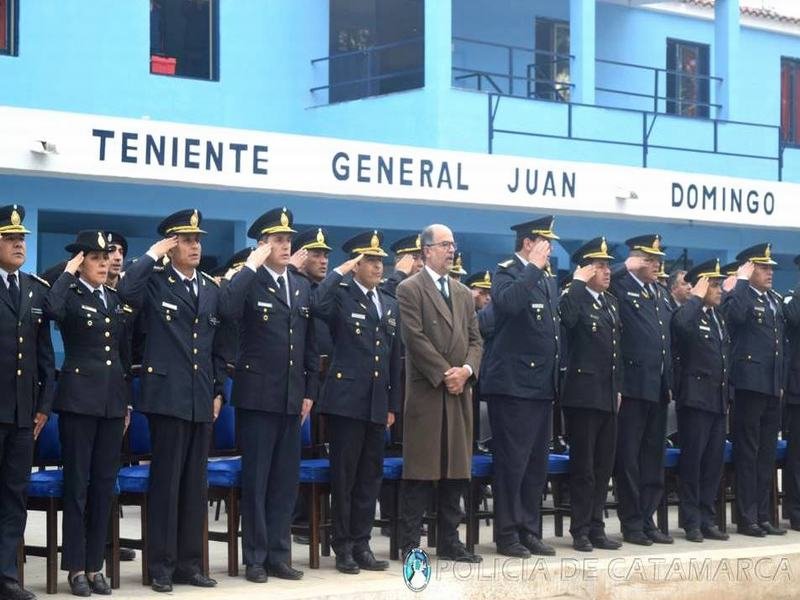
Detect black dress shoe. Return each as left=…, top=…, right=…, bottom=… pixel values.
left=589, top=536, right=622, bottom=550
left=335, top=553, right=360, bottom=574
left=88, top=573, right=112, bottom=595
left=645, top=530, right=674, bottom=544
left=572, top=536, right=593, bottom=552
left=759, top=521, right=787, bottom=536
left=437, top=541, right=483, bottom=563
left=0, top=582, right=36, bottom=600
left=701, top=525, right=730, bottom=541
left=293, top=534, right=310, bottom=545
left=119, top=547, right=136, bottom=562
left=245, top=565, right=268, bottom=583
left=497, top=541, right=531, bottom=558
left=267, top=562, right=304, bottom=580
left=685, top=528, right=704, bottom=542
left=520, top=534, right=556, bottom=556
left=68, top=574, right=91, bottom=598
left=150, top=577, right=173, bottom=593
left=623, top=531, right=653, bottom=546
left=172, top=572, right=217, bottom=587
left=354, top=549, right=389, bottom=571
left=738, top=524, right=766, bottom=537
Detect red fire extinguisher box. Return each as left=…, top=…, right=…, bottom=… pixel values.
left=150, top=55, right=177, bottom=75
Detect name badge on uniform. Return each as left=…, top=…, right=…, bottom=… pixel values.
left=351, top=312, right=367, bottom=320
left=754, top=306, right=765, bottom=313
left=699, top=325, right=711, bottom=331
left=531, top=303, right=544, bottom=309
left=627, top=291, right=640, bottom=298
left=257, top=301, right=273, bottom=308
left=30, top=307, right=43, bottom=315
left=162, top=301, right=178, bottom=311
left=81, top=305, right=97, bottom=313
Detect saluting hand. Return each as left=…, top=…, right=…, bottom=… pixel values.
left=33, top=413, right=48, bottom=440
left=289, top=248, right=308, bottom=270
left=149, top=236, right=178, bottom=259
left=65, top=251, right=85, bottom=275
left=722, top=275, right=737, bottom=293
left=245, top=242, right=272, bottom=270
left=573, top=264, right=596, bottom=283
left=624, top=255, right=645, bottom=272
left=737, top=261, right=755, bottom=281
left=527, top=238, right=551, bottom=270
left=395, top=253, right=415, bottom=276
left=691, top=276, right=709, bottom=299
left=337, top=253, right=364, bottom=275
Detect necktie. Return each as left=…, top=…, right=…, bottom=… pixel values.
left=7, top=273, right=19, bottom=313
left=438, top=276, right=452, bottom=310
left=277, top=275, right=289, bottom=306
left=366, top=290, right=380, bottom=318
left=184, top=278, right=198, bottom=310
left=599, top=293, right=614, bottom=323
left=93, top=288, right=106, bottom=309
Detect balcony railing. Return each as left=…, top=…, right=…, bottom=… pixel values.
left=310, top=36, right=424, bottom=105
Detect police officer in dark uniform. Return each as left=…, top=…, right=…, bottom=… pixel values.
left=212, top=247, right=252, bottom=369
left=559, top=237, right=623, bottom=552
left=611, top=234, right=673, bottom=546
left=0, top=205, right=55, bottom=600
left=289, top=227, right=334, bottom=357
left=481, top=216, right=560, bottom=558
left=312, top=230, right=401, bottom=574
left=671, top=259, right=731, bottom=542
left=118, top=209, right=225, bottom=592
left=381, top=234, right=424, bottom=297
left=43, top=231, right=131, bottom=595
left=721, top=243, right=787, bottom=537
left=218, top=207, right=319, bottom=584
left=783, top=254, right=800, bottom=531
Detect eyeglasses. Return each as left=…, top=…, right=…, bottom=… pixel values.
left=426, top=241, right=457, bottom=251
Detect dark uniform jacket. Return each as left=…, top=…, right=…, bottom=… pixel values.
left=610, top=267, right=673, bottom=402
left=313, top=271, right=401, bottom=424
left=218, top=265, right=319, bottom=415
left=44, top=273, right=131, bottom=418
left=0, top=272, right=56, bottom=427
left=722, top=279, right=785, bottom=398
left=784, top=288, right=800, bottom=405
left=671, top=296, right=730, bottom=414
left=380, top=269, right=407, bottom=298
left=117, top=255, right=226, bottom=422
left=481, top=256, right=560, bottom=401
left=289, top=266, right=333, bottom=358
left=558, top=280, right=622, bottom=413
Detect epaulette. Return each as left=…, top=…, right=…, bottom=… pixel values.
left=200, top=271, right=220, bottom=287
left=153, top=264, right=165, bottom=272
left=106, top=285, right=118, bottom=293
left=29, top=273, right=51, bottom=288
left=497, top=258, right=515, bottom=269
left=772, top=290, right=783, bottom=301
left=338, top=280, right=350, bottom=288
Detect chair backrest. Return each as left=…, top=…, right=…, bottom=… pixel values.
left=127, top=411, right=151, bottom=458
left=34, top=412, right=61, bottom=466
left=212, top=401, right=237, bottom=455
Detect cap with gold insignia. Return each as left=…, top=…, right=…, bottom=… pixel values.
left=449, top=252, right=468, bottom=276
left=65, top=230, right=110, bottom=255
left=720, top=261, right=740, bottom=276
left=291, top=227, right=332, bottom=254
left=342, top=230, right=388, bottom=258
left=736, top=243, right=777, bottom=266
left=0, top=204, right=31, bottom=235
left=656, top=263, right=669, bottom=280
left=571, top=236, right=614, bottom=266
left=625, top=234, right=665, bottom=256
left=464, top=270, right=492, bottom=290
left=247, top=206, right=296, bottom=239
left=157, top=209, right=207, bottom=236
left=390, top=234, right=422, bottom=256
left=225, top=247, right=255, bottom=271
left=685, top=258, right=725, bottom=286
left=105, top=231, right=128, bottom=257
left=510, top=215, right=560, bottom=241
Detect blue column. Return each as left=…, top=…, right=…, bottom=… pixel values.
left=425, top=0, right=452, bottom=92
left=570, top=0, right=596, bottom=104
left=715, top=0, right=740, bottom=120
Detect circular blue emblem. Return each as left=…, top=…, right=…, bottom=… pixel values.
left=402, top=547, right=431, bottom=592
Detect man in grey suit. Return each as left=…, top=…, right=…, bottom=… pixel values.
left=396, top=224, right=483, bottom=563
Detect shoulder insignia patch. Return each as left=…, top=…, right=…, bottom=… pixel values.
left=29, top=273, right=51, bottom=288
left=200, top=271, right=219, bottom=287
